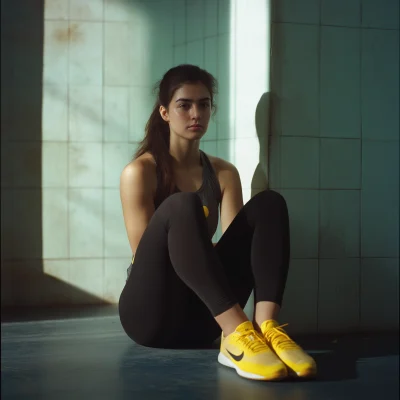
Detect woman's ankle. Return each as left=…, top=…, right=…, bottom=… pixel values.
left=252, top=319, right=262, bottom=333
left=215, top=304, right=249, bottom=336
left=254, top=301, right=281, bottom=330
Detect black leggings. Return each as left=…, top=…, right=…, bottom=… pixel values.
left=118, top=189, right=290, bottom=349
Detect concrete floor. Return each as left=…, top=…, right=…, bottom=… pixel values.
left=1, top=307, right=399, bottom=400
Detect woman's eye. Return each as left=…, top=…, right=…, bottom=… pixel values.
left=179, top=103, right=210, bottom=109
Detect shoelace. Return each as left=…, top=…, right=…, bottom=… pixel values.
left=237, top=329, right=268, bottom=353
left=265, top=323, right=300, bottom=351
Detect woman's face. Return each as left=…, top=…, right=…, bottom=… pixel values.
left=160, top=82, right=212, bottom=141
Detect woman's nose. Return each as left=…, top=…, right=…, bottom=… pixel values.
left=191, top=105, right=201, bottom=119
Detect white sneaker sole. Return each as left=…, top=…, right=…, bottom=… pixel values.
left=218, top=352, right=287, bottom=381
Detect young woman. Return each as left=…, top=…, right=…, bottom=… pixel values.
left=118, top=64, right=316, bottom=381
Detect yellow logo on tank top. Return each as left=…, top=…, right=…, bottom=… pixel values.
left=203, top=205, right=209, bottom=218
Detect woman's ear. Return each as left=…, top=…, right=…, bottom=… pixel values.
left=159, top=105, right=170, bottom=123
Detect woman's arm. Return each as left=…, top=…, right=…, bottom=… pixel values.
left=120, top=158, right=157, bottom=256
left=217, top=160, right=244, bottom=235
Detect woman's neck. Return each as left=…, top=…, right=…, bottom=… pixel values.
left=169, top=140, right=201, bottom=170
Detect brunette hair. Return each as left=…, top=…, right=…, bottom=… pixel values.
left=134, top=64, right=218, bottom=204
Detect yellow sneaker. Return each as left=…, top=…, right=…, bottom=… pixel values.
left=261, top=320, right=317, bottom=378
left=218, top=321, right=288, bottom=381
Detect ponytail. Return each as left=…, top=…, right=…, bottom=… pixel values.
left=134, top=103, right=174, bottom=205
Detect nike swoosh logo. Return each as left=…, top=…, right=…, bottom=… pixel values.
left=227, top=349, right=244, bottom=362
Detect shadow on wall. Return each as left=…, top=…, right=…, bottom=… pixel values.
left=0, top=0, right=109, bottom=311
left=251, top=92, right=270, bottom=197
left=243, top=92, right=270, bottom=320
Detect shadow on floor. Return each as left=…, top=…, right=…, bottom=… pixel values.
left=293, top=332, right=399, bottom=382
left=118, top=329, right=400, bottom=383
left=1, top=304, right=119, bottom=323
left=1, top=306, right=399, bottom=400
left=116, top=332, right=399, bottom=399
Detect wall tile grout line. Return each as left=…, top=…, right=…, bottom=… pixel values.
left=358, top=1, right=364, bottom=331
left=215, top=0, right=221, bottom=242
left=185, top=0, right=188, bottom=63
left=4, top=256, right=398, bottom=262
left=101, top=0, right=106, bottom=296
left=232, top=0, right=237, bottom=165
left=202, top=1, right=206, bottom=68
left=66, top=0, right=71, bottom=265
left=216, top=0, right=220, bottom=144
left=271, top=20, right=398, bottom=31
left=17, top=137, right=400, bottom=143
left=316, top=0, right=322, bottom=334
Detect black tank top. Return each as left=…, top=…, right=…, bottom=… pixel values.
left=127, top=151, right=221, bottom=276
left=156, top=150, right=222, bottom=239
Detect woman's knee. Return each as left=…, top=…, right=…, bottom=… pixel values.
left=162, top=192, right=203, bottom=217
left=252, top=189, right=287, bottom=210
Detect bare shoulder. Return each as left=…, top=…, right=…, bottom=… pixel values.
left=120, top=152, right=157, bottom=195
left=206, top=154, right=241, bottom=192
